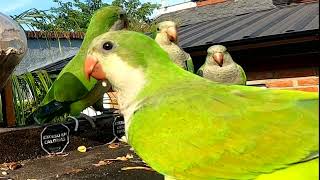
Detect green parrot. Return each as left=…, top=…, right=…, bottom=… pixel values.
left=154, top=21, right=194, bottom=73
left=84, top=31, right=318, bottom=180
left=197, top=45, right=247, bottom=85
left=32, top=6, right=128, bottom=124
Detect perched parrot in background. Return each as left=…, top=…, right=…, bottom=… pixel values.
left=84, top=30, right=318, bottom=180
left=32, top=6, right=128, bottom=124
left=197, top=45, right=247, bottom=85
left=154, top=21, right=194, bottom=73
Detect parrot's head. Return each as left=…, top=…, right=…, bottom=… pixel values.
left=84, top=31, right=172, bottom=91
left=86, top=6, right=128, bottom=37
left=207, top=45, right=232, bottom=67
left=156, top=21, right=178, bottom=43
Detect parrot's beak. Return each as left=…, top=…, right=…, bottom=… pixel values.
left=167, top=26, right=177, bottom=42
left=84, top=55, right=106, bottom=81
left=213, top=52, right=224, bottom=67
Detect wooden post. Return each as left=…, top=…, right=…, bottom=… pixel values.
left=1, top=77, right=16, bottom=127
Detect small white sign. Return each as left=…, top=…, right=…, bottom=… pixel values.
left=41, top=124, right=70, bottom=154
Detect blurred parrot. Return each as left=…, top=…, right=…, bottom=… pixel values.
left=197, top=45, right=247, bottom=85
left=84, top=30, right=318, bottom=180
left=32, top=6, right=128, bottom=124
left=154, top=21, right=194, bottom=73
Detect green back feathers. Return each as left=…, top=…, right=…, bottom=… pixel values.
left=129, top=80, right=318, bottom=179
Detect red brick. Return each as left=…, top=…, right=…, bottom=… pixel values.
left=266, top=80, right=294, bottom=88
left=297, top=77, right=319, bottom=86
left=290, top=86, right=319, bottom=92
left=196, top=0, right=226, bottom=7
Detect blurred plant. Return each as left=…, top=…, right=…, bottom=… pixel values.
left=11, top=70, right=53, bottom=126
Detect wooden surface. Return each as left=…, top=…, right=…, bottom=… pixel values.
left=1, top=77, right=16, bottom=127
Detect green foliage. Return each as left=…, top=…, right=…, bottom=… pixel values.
left=42, top=0, right=108, bottom=32
left=11, top=8, right=51, bottom=31
left=12, top=0, right=159, bottom=33
left=112, top=0, right=159, bottom=32
left=11, top=70, right=53, bottom=126
left=111, top=0, right=160, bottom=22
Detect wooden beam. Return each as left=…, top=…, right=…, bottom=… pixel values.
left=188, top=35, right=319, bottom=57
left=1, top=77, right=16, bottom=127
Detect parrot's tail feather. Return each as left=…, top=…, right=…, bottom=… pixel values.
left=30, top=101, right=69, bottom=125
left=294, top=151, right=319, bottom=164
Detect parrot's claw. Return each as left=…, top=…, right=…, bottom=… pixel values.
left=79, top=113, right=96, bottom=129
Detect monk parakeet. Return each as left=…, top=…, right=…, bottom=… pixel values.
left=155, top=21, right=194, bottom=73
left=84, top=31, right=318, bottom=180
left=32, top=6, right=128, bottom=124
left=197, top=45, right=247, bottom=85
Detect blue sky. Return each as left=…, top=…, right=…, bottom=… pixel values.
left=0, top=0, right=186, bottom=16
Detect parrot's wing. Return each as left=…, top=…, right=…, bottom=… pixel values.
left=33, top=73, right=88, bottom=124
left=53, top=72, right=88, bottom=102
left=185, top=53, right=194, bottom=73
left=69, top=80, right=111, bottom=115
left=237, top=64, right=247, bottom=85
left=130, top=81, right=318, bottom=179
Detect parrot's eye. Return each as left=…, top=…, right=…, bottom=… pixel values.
left=156, top=27, right=160, bottom=31
left=102, top=41, right=113, bottom=51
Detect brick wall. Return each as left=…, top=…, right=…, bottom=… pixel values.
left=247, top=76, right=319, bottom=92
left=246, top=66, right=319, bottom=92
left=246, top=67, right=318, bottom=81
left=196, top=0, right=227, bottom=7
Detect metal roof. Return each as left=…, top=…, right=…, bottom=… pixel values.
left=157, top=0, right=277, bottom=26
left=36, top=56, right=73, bottom=73
left=14, top=38, right=82, bottom=75
left=177, top=2, right=319, bottom=49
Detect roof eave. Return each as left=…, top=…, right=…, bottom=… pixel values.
left=184, top=29, right=319, bottom=55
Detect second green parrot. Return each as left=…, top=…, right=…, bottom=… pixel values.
left=84, top=30, right=318, bottom=180
left=32, top=6, right=127, bottom=124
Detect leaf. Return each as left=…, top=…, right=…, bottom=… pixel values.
left=0, top=162, right=22, bottom=170
left=108, top=143, right=120, bottom=149
left=116, top=156, right=128, bottom=161
left=93, top=160, right=112, bottom=167
left=121, top=166, right=154, bottom=171
left=125, top=153, right=134, bottom=159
